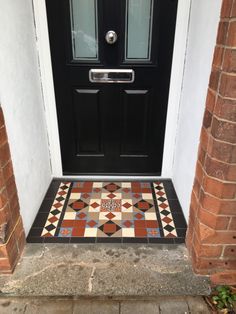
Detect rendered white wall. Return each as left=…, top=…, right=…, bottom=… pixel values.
left=0, top=0, right=52, bottom=234
left=172, top=0, right=221, bottom=220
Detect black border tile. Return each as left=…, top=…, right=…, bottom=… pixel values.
left=172, top=213, right=187, bottom=229
left=148, top=238, right=175, bottom=244
left=168, top=199, right=183, bottom=213
left=174, top=238, right=186, bottom=244
left=44, top=237, right=70, bottom=243
left=97, top=237, right=122, bottom=243
left=70, top=237, right=96, bottom=243
left=122, top=237, right=148, bottom=243
left=27, top=228, right=43, bottom=237
left=31, top=213, right=50, bottom=228
left=38, top=199, right=54, bottom=213
left=44, top=180, right=61, bottom=199
left=176, top=228, right=187, bottom=238
left=162, top=181, right=178, bottom=199
left=27, top=237, right=44, bottom=243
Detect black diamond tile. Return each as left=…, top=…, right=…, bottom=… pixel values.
left=55, top=196, right=65, bottom=202
left=45, top=224, right=56, bottom=232
left=51, top=209, right=61, bottom=216
left=158, top=197, right=167, bottom=202
left=160, top=209, right=170, bottom=216
left=164, top=225, right=175, bottom=232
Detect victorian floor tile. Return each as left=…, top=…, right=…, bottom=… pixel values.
left=27, top=180, right=187, bottom=244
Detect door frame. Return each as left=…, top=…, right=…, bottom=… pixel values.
left=32, top=0, right=191, bottom=178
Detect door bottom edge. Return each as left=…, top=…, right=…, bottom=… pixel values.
left=54, top=175, right=172, bottom=181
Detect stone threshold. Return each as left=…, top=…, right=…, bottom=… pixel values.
left=0, top=296, right=211, bottom=313
left=0, top=243, right=210, bottom=297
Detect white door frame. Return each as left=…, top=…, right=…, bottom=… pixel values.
left=32, top=0, right=191, bottom=178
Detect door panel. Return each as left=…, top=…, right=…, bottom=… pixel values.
left=73, top=89, right=103, bottom=155
left=121, top=89, right=149, bottom=156
left=46, top=0, right=178, bottom=175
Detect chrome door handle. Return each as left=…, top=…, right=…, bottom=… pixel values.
left=105, top=30, right=118, bottom=44
left=89, top=69, right=135, bottom=83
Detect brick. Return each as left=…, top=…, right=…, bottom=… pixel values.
left=229, top=217, right=236, bottom=230
left=211, top=271, right=236, bottom=285
left=0, top=188, right=8, bottom=210
left=211, top=116, right=236, bottom=143
left=195, top=221, right=216, bottom=243
left=226, top=21, right=236, bottom=47
left=205, top=154, right=236, bottom=181
left=202, top=230, right=236, bottom=244
left=200, top=190, right=236, bottom=215
left=223, top=48, right=236, bottom=73
left=193, top=232, right=223, bottom=257
left=2, top=161, right=13, bottom=184
left=0, top=258, right=11, bottom=271
left=193, top=178, right=201, bottom=199
left=208, top=136, right=236, bottom=163
left=224, top=245, right=236, bottom=258
left=193, top=255, right=236, bottom=271
left=198, top=147, right=206, bottom=165
left=0, top=126, right=7, bottom=148
left=0, top=108, right=4, bottom=128
left=0, top=207, right=7, bottom=225
left=5, top=176, right=17, bottom=200
left=0, top=170, right=4, bottom=190
left=5, top=233, right=19, bottom=268
left=8, top=192, right=20, bottom=214
left=217, top=21, right=229, bottom=45
left=219, top=73, right=236, bottom=98
left=199, top=127, right=209, bottom=152
left=190, top=190, right=199, bottom=214
left=203, top=109, right=212, bottom=129
left=0, top=143, right=10, bottom=168
left=203, top=175, right=236, bottom=199
left=195, top=161, right=205, bottom=184
left=221, top=0, right=234, bottom=17
left=8, top=206, right=20, bottom=232
left=213, top=46, right=224, bottom=69
left=214, top=96, right=236, bottom=122
left=232, top=0, right=236, bottom=17
left=206, top=89, right=216, bottom=113
left=198, top=206, right=230, bottom=230
left=209, top=69, right=220, bottom=91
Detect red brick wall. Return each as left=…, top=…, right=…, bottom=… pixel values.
left=186, top=0, right=236, bottom=285
left=0, top=107, right=25, bottom=274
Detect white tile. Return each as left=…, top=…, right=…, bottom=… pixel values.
left=84, top=228, right=98, bottom=237
left=122, top=206, right=133, bottom=213
left=122, top=228, right=135, bottom=237
left=63, top=212, right=77, bottom=220
left=93, top=182, right=103, bottom=187
left=70, top=192, right=81, bottom=199
left=142, top=193, right=153, bottom=199
left=121, top=182, right=131, bottom=188
left=145, top=212, right=157, bottom=220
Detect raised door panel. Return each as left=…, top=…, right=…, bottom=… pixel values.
left=120, top=89, right=150, bottom=156
left=73, top=89, right=104, bottom=156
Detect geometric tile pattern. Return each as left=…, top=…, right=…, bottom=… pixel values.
left=153, top=182, right=177, bottom=238
left=41, top=182, right=70, bottom=237
left=27, top=180, right=187, bottom=244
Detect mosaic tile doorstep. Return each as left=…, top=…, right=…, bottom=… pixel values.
left=27, top=181, right=187, bottom=244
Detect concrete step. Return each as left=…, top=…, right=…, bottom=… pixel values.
left=0, top=296, right=211, bottom=314
left=0, top=244, right=210, bottom=297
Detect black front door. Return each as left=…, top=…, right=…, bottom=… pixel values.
left=46, top=0, right=178, bottom=175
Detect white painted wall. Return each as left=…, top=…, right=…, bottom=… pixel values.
left=172, top=0, right=222, bottom=219
left=0, top=0, right=52, bottom=234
